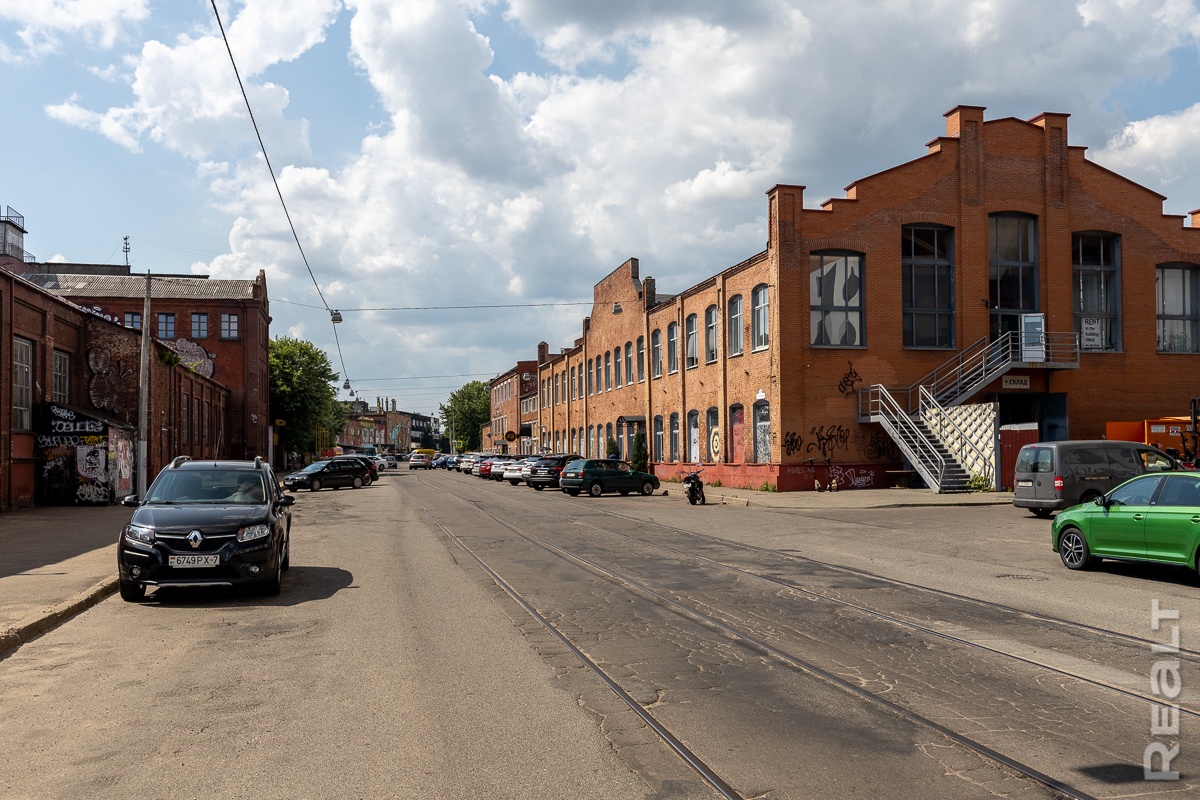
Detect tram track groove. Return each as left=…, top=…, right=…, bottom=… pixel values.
left=413, top=474, right=1099, bottom=800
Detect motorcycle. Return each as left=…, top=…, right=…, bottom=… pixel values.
left=682, top=466, right=706, bottom=505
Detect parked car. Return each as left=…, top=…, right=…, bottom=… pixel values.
left=330, top=454, right=379, bottom=484
left=1052, top=470, right=1200, bottom=573
left=477, top=458, right=495, bottom=479
left=456, top=454, right=476, bottom=473
left=431, top=456, right=447, bottom=468
left=384, top=454, right=398, bottom=468
left=409, top=453, right=432, bottom=470
left=445, top=455, right=459, bottom=470
left=372, top=455, right=388, bottom=471
left=560, top=459, right=660, bottom=497
left=527, top=454, right=582, bottom=490
left=1013, top=440, right=1176, bottom=516
left=117, top=456, right=294, bottom=601
left=284, top=459, right=370, bottom=492
left=490, top=456, right=515, bottom=481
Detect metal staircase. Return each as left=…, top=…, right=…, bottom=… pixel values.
left=858, top=331, right=1079, bottom=492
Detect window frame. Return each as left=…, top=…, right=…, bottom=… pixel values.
left=1073, top=232, right=1121, bottom=352
left=13, top=336, right=33, bottom=431
left=124, top=312, right=142, bottom=330
left=191, top=313, right=208, bottom=339
left=704, top=305, right=718, bottom=363
left=988, top=213, right=1039, bottom=339
left=158, top=312, right=176, bottom=340
left=751, top=284, right=770, bottom=351
left=651, top=330, right=663, bottom=378
left=624, top=342, right=633, bottom=385
left=901, top=226, right=955, bottom=349
left=685, top=314, right=699, bottom=369
left=220, top=313, right=240, bottom=340
left=809, top=251, right=865, bottom=348
left=727, top=295, right=743, bottom=357
left=1157, top=263, right=1200, bottom=354
left=614, top=347, right=623, bottom=388
left=636, top=337, right=645, bottom=383
left=667, top=322, right=679, bottom=374
left=52, top=349, right=70, bottom=404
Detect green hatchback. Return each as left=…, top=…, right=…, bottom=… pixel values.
left=560, top=459, right=660, bottom=497
left=1052, top=470, right=1200, bottom=572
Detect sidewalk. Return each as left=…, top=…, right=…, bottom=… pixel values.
left=0, top=486, right=1013, bottom=658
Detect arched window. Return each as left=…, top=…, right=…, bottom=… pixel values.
left=614, top=347, right=623, bottom=388
left=651, top=330, right=663, bottom=377
left=667, top=322, right=679, bottom=373
left=653, top=415, right=664, bottom=462
left=569, top=367, right=576, bottom=400
left=704, top=305, right=718, bottom=363
left=587, top=425, right=594, bottom=457
left=810, top=252, right=863, bottom=346
left=636, top=336, right=646, bottom=382
left=594, top=357, right=602, bottom=394
left=605, top=422, right=614, bottom=455
left=728, top=404, right=745, bottom=464
left=727, top=294, right=743, bottom=356
left=751, top=284, right=770, bottom=349
left=604, top=351, right=612, bottom=391
left=669, top=413, right=680, bottom=461
left=902, top=225, right=954, bottom=348
left=624, top=342, right=633, bottom=384
left=685, top=314, right=699, bottom=369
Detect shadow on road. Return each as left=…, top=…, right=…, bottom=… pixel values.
left=144, top=565, right=354, bottom=607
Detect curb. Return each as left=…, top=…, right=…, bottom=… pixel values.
left=0, top=576, right=118, bottom=659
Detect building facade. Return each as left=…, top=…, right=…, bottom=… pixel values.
left=534, top=106, right=1200, bottom=491
left=25, top=266, right=271, bottom=462
left=489, top=361, right=537, bottom=453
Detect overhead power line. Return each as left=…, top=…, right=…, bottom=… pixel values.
left=273, top=299, right=592, bottom=312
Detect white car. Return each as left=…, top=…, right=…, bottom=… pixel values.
left=502, top=459, right=531, bottom=485
left=409, top=453, right=432, bottom=470
left=372, top=456, right=388, bottom=471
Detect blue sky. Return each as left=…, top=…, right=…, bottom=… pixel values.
left=4, top=0, right=1200, bottom=417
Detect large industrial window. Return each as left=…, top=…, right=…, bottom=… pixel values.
left=705, top=305, right=719, bottom=363
left=751, top=284, right=770, bottom=350
left=651, top=330, right=663, bottom=378
left=988, top=213, right=1038, bottom=339
left=1073, top=233, right=1121, bottom=351
left=1157, top=264, right=1199, bottom=353
left=902, top=226, right=954, bottom=348
left=667, top=322, right=679, bottom=373
left=13, top=336, right=33, bottom=430
left=810, top=252, right=864, bottom=347
left=727, top=295, right=743, bottom=356
left=685, top=314, right=699, bottom=369
left=52, top=350, right=70, bottom=404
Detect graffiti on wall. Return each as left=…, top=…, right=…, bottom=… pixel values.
left=782, top=431, right=803, bottom=456
left=806, top=425, right=850, bottom=459
left=88, top=348, right=134, bottom=415
left=173, top=338, right=214, bottom=378
left=837, top=362, right=862, bottom=396
left=864, top=432, right=901, bottom=462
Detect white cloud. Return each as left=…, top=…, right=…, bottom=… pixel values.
left=1095, top=102, right=1200, bottom=195
left=0, top=0, right=150, bottom=61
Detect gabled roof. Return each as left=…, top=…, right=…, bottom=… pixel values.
left=26, top=273, right=258, bottom=300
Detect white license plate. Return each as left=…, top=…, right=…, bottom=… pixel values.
left=169, top=555, right=220, bottom=568
left=1017, top=480, right=1033, bottom=488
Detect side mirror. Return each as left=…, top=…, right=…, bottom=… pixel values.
left=121, top=494, right=140, bottom=507
left=278, top=494, right=296, bottom=507
left=1095, top=495, right=1109, bottom=508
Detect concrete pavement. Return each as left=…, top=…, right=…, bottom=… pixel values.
left=0, top=484, right=1011, bottom=658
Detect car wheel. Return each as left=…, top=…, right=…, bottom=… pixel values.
left=533, top=484, right=544, bottom=491
left=588, top=482, right=603, bottom=498
left=1079, top=491, right=1101, bottom=505
left=1058, top=528, right=1092, bottom=570
left=352, top=476, right=364, bottom=489
left=510, top=480, right=520, bottom=486
left=1031, top=509, right=1053, bottom=518
left=619, top=489, right=630, bottom=496
left=567, top=489, right=580, bottom=496
left=310, top=480, right=322, bottom=492
left=261, top=562, right=282, bottom=596
left=640, top=481, right=655, bottom=496
left=119, top=579, right=146, bottom=602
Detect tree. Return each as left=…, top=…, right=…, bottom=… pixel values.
left=269, top=337, right=343, bottom=456
left=631, top=427, right=648, bottom=472
left=439, top=381, right=490, bottom=452
left=606, top=436, right=620, bottom=458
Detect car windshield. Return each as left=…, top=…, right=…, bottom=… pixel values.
left=147, top=469, right=266, bottom=505
left=300, top=461, right=328, bottom=473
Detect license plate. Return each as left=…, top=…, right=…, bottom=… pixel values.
left=1017, top=480, right=1033, bottom=488
left=169, top=555, right=220, bottom=568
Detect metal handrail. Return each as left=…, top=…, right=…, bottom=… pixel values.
left=863, top=384, right=946, bottom=490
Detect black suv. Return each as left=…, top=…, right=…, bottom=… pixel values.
left=283, top=459, right=370, bottom=491
left=330, top=454, right=379, bottom=484
left=117, top=456, right=294, bottom=601
left=527, top=453, right=583, bottom=490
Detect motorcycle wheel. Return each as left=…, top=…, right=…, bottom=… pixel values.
left=687, top=488, right=697, bottom=505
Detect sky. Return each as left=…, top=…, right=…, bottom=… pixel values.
left=5, top=0, right=1200, bottom=418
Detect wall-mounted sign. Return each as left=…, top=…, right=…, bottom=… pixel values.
left=709, top=428, right=721, bottom=459
left=1081, top=317, right=1103, bottom=350
left=505, top=430, right=517, bottom=442
left=1002, top=375, right=1031, bottom=390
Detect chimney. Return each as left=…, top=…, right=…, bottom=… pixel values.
left=537, top=341, right=549, bottom=363
left=944, top=105, right=986, bottom=138
left=643, top=277, right=656, bottom=308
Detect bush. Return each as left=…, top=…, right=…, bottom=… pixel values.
left=606, top=436, right=620, bottom=458
left=709, top=478, right=722, bottom=488
left=758, top=481, right=777, bottom=493
left=967, top=473, right=993, bottom=492
left=631, top=428, right=648, bottom=472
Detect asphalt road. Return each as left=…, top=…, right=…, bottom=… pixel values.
left=4, top=469, right=1199, bottom=799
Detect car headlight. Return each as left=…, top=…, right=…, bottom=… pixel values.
left=123, top=524, right=155, bottom=544
left=237, top=524, right=272, bottom=542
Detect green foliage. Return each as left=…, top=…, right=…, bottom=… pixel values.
left=158, top=349, right=181, bottom=366
left=967, top=473, right=993, bottom=492
left=269, top=336, right=342, bottom=456
left=758, top=481, right=777, bottom=493
left=606, top=436, right=620, bottom=458
left=709, top=478, right=722, bottom=488
left=438, top=381, right=490, bottom=452
left=630, top=428, right=648, bottom=472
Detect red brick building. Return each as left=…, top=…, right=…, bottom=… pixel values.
left=535, top=106, right=1200, bottom=491
left=2, top=258, right=228, bottom=510
left=25, top=266, right=272, bottom=462
left=488, top=361, right=537, bottom=453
